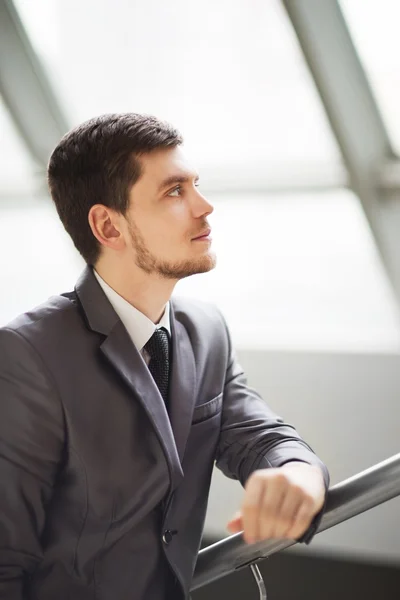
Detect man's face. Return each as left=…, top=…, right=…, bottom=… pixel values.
left=124, top=145, right=216, bottom=280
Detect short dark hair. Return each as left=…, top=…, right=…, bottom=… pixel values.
left=47, top=113, right=183, bottom=265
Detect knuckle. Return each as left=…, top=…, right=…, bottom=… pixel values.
left=280, top=511, right=295, bottom=524
left=296, top=510, right=313, bottom=527
left=300, top=495, right=315, bottom=512
left=276, top=471, right=289, bottom=485
left=260, top=500, right=275, bottom=514
left=290, top=483, right=304, bottom=496
left=303, top=491, right=315, bottom=503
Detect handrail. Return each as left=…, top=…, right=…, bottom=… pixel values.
left=191, top=453, right=400, bottom=591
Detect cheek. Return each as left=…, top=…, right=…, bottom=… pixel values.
left=157, top=208, right=189, bottom=241
left=144, top=220, right=184, bottom=253
left=137, top=205, right=191, bottom=252
left=166, top=201, right=190, bottom=222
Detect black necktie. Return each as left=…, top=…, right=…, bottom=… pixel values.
left=144, top=327, right=170, bottom=405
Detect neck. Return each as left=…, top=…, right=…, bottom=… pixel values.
left=94, top=257, right=177, bottom=324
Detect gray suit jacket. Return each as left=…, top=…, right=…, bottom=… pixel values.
left=0, top=267, right=329, bottom=599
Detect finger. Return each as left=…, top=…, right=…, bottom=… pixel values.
left=286, top=497, right=315, bottom=540
left=241, top=475, right=264, bottom=544
left=227, top=521, right=242, bottom=534
left=272, top=492, right=303, bottom=539
left=259, top=477, right=287, bottom=540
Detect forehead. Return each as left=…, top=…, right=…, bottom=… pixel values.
left=137, top=145, right=198, bottom=186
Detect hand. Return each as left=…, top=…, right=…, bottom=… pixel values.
left=227, top=463, right=325, bottom=544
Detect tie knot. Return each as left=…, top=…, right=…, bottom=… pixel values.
left=144, top=327, right=170, bottom=362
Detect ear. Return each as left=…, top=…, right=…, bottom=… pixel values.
left=88, top=204, right=125, bottom=252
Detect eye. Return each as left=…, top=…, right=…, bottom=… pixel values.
left=167, top=181, right=200, bottom=197
left=167, top=185, right=182, bottom=197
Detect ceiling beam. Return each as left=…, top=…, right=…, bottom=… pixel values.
left=282, top=0, right=400, bottom=307
left=0, top=0, right=69, bottom=175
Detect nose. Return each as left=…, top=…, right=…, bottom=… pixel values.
left=191, top=188, right=214, bottom=218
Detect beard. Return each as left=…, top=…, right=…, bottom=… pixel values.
left=127, top=221, right=216, bottom=280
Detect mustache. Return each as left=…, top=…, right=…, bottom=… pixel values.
left=191, top=221, right=210, bottom=237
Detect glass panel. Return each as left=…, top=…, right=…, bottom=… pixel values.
left=14, top=0, right=340, bottom=168
left=177, top=189, right=400, bottom=352
left=340, top=0, right=400, bottom=153
left=0, top=95, right=39, bottom=195
left=2, top=190, right=399, bottom=353
left=0, top=198, right=84, bottom=325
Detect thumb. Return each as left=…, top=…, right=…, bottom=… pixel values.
left=227, top=511, right=243, bottom=533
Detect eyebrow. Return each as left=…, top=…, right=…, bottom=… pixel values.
left=157, top=173, right=200, bottom=192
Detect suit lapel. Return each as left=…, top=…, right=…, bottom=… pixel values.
left=75, top=267, right=183, bottom=491
left=168, top=301, right=197, bottom=463
left=100, top=321, right=183, bottom=490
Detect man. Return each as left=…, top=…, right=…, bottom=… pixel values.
left=0, top=113, right=329, bottom=600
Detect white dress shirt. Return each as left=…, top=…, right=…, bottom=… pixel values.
left=93, top=270, right=171, bottom=365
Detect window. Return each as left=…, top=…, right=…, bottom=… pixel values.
left=177, top=190, right=400, bottom=352
left=14, top=0, right=340, bottom=169
left=0, top=95, right=38, bottom=196
left=340, top=0, right=400, bottom=153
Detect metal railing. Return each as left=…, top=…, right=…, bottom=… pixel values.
left=192, top=453, right=400, bottom=593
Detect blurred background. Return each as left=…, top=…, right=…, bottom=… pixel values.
left=1, top=0, right=400, bottom=597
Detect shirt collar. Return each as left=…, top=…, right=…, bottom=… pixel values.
left=93, top=270, right=171, bottom=353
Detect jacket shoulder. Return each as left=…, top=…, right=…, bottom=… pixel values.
left=172, top=295, right=224, bottom=323
left=1, top=292, right=78, bottom=340
left=171, top=295, right=230, bottom=343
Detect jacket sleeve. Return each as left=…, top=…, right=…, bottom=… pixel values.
left=0, top=328, right=65, bottom=598
left=214, top=316, right=329, bottom=544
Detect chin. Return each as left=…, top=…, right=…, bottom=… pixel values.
left=190, top=252, right=216, bottom=273
left=200, top=253, right=217, bottom=272
left=159, top=253, right=216, bottom=280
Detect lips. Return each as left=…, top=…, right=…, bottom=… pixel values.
left=192, top=228, right=211, bottom=240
